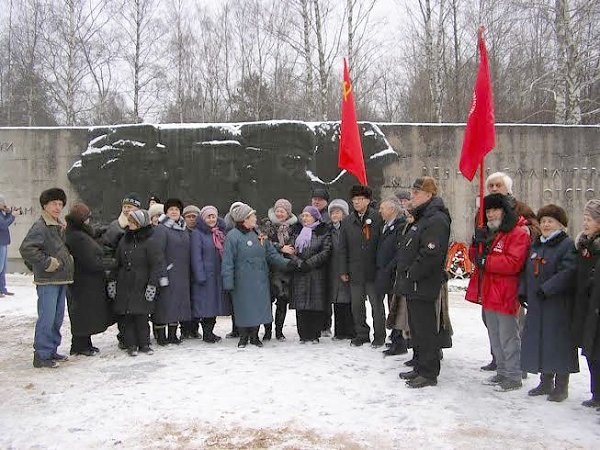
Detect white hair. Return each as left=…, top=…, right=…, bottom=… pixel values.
left=486, top=172, right=513, bottom=194
left=380, top=197, right=403, bottom=216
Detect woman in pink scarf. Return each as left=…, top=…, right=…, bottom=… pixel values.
left=190, top=205, right=232, bottom=343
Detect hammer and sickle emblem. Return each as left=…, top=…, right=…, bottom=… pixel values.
left=343, top=80, right=352, bottom=101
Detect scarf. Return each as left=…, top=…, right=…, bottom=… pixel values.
left=211, top=226, right=226, bottom=256
left=161, top=216, right=187, bottom=231
left=295, top=221, right=320, bottom=254
left=540, top=229, right=562, bottom=243
left=277, top=224, right=290, bottom=246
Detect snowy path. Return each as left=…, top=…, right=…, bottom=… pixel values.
left=0, top=274, right=599, bottom=449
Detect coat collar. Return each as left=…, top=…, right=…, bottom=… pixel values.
left=41, top=210, right=64, bottom=227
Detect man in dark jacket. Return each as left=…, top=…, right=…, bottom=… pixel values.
left=339, top=185, right=383, bottom=347
left=376, top=197, right=408, bottom=356
left=20, top=188, right=74, bottom=369
left=396, top=177, right=451, bottom=388
left=311, top=187, right=330, bottom=224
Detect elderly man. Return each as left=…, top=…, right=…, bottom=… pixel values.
left=396, top=177, right=451, bottom=388
left=376, top=197, right=408, bottom=356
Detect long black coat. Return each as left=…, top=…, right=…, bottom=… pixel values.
left=65, top=219, right=112, bottom=336
left=289, top=222, right=332, bottom=311
left=375, top=215, right=406, bottom=295
left=329, top=225, right=351, bottom=304
left=519, top=232, right=579, bottom=374
left=112, top=226, right=165, bottom=316
left=394, top=197, right=451, bottom=302
left=339, top=206, right=382, bottom=284
left=572, top=233, right=600, bottom=360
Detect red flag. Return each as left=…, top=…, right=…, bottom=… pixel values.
left=338, top=58, right=368, bottom=185
left=459, top=27, right=495, bottom=181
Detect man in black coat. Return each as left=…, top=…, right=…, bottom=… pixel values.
left=339, top=185, right=383, bottom=347
left=375, top=197, right=408, bottom=356
left=396, top=177, right=451, bottom=388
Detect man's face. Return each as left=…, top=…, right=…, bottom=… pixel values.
left=184, top=213, right=198, bottom=229
left=351, top=196, right=370, bottom=214
left=43, top=200, right=64, bottom=220
left=487, top=177, right=509, bottom=195
left=410, top=189, right=432, bottom=208
left=486, top=208, right=504, bottom=229
left=121, top=204, right=138, bottom=217
left=311, top=197, right=328, bottom=212
left=399, top=198, right=410, bottom=209
left=379, top=202, right=396, bottom=222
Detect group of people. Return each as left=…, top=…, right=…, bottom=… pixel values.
left=5, top=171, right=600, bottom=405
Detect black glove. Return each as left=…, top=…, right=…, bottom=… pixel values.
left=473, top=227, right=487, bottom=245
left=300, top=261, right=311, bottom=273
left=518, top=296, right=528, bottom=308
left=476, top=255, right=486, bottom=269
left=536, top=288, right=547, bottom=301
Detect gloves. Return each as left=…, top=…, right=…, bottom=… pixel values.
left=476, top=255, right=486, bottom=269
left=536, top=288, right=547, bottom=301
left=145, top=285, right=157, bottom=302
left=518, top=296, right=528, bottom=308
left=45, top=257, right=60, bottom=273
left=300, top=261, right=311, bottom=273
left=107, top=281, right=117, bottom=300
left=473, top=227, right=487, bottom=245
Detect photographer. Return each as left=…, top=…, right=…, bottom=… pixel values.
left=0, top=195, right=20, bottom=298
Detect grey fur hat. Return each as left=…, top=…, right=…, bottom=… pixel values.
left=328, top=198, right=349, bottom=216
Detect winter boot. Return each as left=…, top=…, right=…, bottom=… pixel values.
left=238, top=328, right=249, bottom=348
left=250, top=327, right=263, bottom=347
left=383, top=340, right=408, bottom=357
left=167, top=324, right=181, bottom=345
left=275, top=306, right=287, bottom=340
left=548, top=374, right=569, bottom=402
left=263, top=323, right=272, bottom=341
left=190, top=319, right=202, bottom=339
left=33, top=354, right=59, bottom=369
left=207, top=317, right=222, bottom=342
left=180, top=321, right=192, bottom=339
left=528, top=373, right=554, bottom=396
left=155, top=325, right=168, bottom=346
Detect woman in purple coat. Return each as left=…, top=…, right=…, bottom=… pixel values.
left=191, top=206, right=232, bottom=343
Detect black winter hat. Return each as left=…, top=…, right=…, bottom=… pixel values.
left=350, top=185, right=373, bottom=199
left=39, top=188, right=67, bottom=207
left=483, top=193, right=508, bottom=211
left=537, top=204, right=568, bottom=227
left=164, top=198, right=184, bottom=213
left=148, top=194, right=161, bottom=204
left=122, top=192, right=142, bottom=208
left=311, top=187, right=330, bottom=201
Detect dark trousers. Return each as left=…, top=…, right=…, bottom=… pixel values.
left=296, top=310, right=323, bottom=341
left=121, top=314, right=150, bottom=349
left=407, top=297, right=440, bottom=380
left=71, top=335, right=92, bottom=352
left=322, top=303, right=333, bottom=331
left=333, top=303, right=355, bottom=338
left=586, top=357, right=600, bottom=400
left=239, top=326, right=259, bottom=337
left=275, top=298, right=288, bottom=331
left=350, top=282, right=385, bottom=342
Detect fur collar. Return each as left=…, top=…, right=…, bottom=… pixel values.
left=41, top=210, right=64, bottom=227
left=124, top=225, right=153, bottom=242
left=267, top=208, right=298, bottom=226
left=576, top=231, right=600, bottom=252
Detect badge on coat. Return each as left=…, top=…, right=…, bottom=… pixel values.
left=427, top=242, right=436, bottom=250
left=530, top=252, right=537, bottom=259
left=247, top=240, right=253, bottom=246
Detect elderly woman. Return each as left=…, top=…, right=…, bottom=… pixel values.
left=573, top=199, right=600, bottom=408
left=191, top=205, right=231, bottom=343
left=286, top=206, right=332, bottom=343
left=152, top=198, right=191, bottom=345
left=65, top=203, right=112, bottom=356
left=519, top=205, right=578, bottom=402
left=148, top=203, right=164, bottom=226
left=260, top=198, right=299, bottom=341
left=222, top=202, right=292, bottom=348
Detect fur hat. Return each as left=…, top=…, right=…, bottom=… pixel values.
left=164, top=198, right=184, bottom=214
left=40, top=188, right=67, bottom=207
left=122, top=193, right=141, bottom=208
left=328, top=198, right=349, bottom=217
left=230, top=203, right=256, bottom=223
left=584, top=199, right=600, bottom=222
left=183, top=205, right=201, bottom=217
left=350, top=185, right=373, bottom=199
left=484, top=193, right=508, bottom=211
left=199, top=205, right=218, bottom=221
left=311, top=187, right=330, bottom=201
left=395, top=190, right=411, bottom=201
left=67, top=202, right=91, bottom=223
left=302, top=205, right=322, bottom=222
left=273, top=198, right=293, bottom=217
left=128, top=209, right=151, bottom=227
left=537, top=204, right=568, bottom=227
left=412, top=177, right=438, bottom=196
left=148, top=203, right=164, bottom=218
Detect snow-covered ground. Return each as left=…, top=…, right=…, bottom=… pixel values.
left=1, top=274, right=599, bottom=449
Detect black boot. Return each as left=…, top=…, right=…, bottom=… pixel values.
left=275, top=301, right=287, bottom=340
left=202, top=318, right=221, bottom=343
left=383, top=340, right=408, bottom=357
left=250, top=327, right=263, bottom=347
left=180, top=321, right=192, bottom=339
left=167, top=324, right=181, bottom=345
left=227, top=316, right=239, bottom=338
left=155, top=325, right=168, bottom=346
left=548, top=374, right=569, bottom=402
left=190, top=319, right=202, bottom=339
left=263, top=323, right=272, bottom=341
left=238, top=328, right=249, bottom=348
left=528, top=373, right=554, bottom=396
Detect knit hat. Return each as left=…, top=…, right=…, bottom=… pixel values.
left=328, top=198, right=349, bottom=216
left=229, top=201, right=244, bottom=214
left=40, top=188, right=67, bottom=207
left=311, top=187, right=330, bottom=201
left=302, top=205, right=322, bottom=222
left=412, top=177, right=438, bottom=196
left=395, top=190, right=411, bottom=201
left=148, top=203, right=164, bottom=218
left=200, top=205, right=219, bottom=221
left=350, top=185, right=373, bottom=199
left=537, top=204, right=568, bottom=227
left=122, top=192, right=141, bottom=208
left=148, top=194, right=161, bottom=204
left=584, top=199, right=600, bottom=222
left=164, top=198, right=184, bottom=214
left=128, top=209, right=151, bottom=227
left=183, top=205, right=201, bottom=217
left=484, top=193, right=508, bottom=211
left=68, top=202, right=91, bottom=223
left=230, top=203, right=256, bottom=222
left=273, top=198, right=293, bottom=217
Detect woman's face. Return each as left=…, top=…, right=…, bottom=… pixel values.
left=167, top=206, right=181, bottom=221
left=243, top=213, right=257, bottom=229
left=330, top=208, right=344, bottom=224
left=540, top=216, right=563, bottom=237
left=301, top=212, right=316, bottom=226
left=151, top=215, right=159, bottom=226
left=127, top=219, right=140, bottom=230
left=204, top=213, right=218, bottom=228
left=274, top=207, right=289, bottom=222
left=583, top=214, right=600, bottom=236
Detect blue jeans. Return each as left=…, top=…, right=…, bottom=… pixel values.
left=34, top=285, right=67, bottom=359
left=0, top=245, right=7, bottom=293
